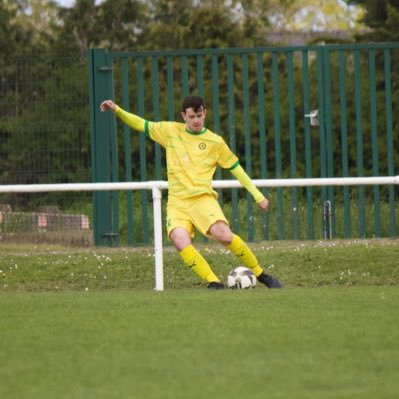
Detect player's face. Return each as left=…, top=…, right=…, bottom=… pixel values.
left=181, top=106, right=207, bottom=132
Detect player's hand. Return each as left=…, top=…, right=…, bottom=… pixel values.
left=258, top=198, right=269, bottom=212
left=100, top=100, right=116, bottom=112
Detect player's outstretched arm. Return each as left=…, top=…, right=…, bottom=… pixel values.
left=99, top=99, right=146, bottom=132
left=230, top=164, right=269, bottom=212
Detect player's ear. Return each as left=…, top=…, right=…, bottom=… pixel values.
left=181, top=111, right=186, bottom=121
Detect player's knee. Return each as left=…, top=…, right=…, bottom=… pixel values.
left=170, top=228, right=192, bottom=251
left=219, top=233, right=233, bottom=246
left=209, top=222, right=233, bottom=245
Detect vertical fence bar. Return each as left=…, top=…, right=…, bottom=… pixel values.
left=136, top=57, right=149, bottom=243
left=151, top=56, right=162, bottom=180
left=241, top=53, right=254, bottom=241
left=122, top=58, right=134, bottom=245
left=196, top=55, right=204, bottom=97
left=369, top=49, right=381, bottom=237
left=384, top=49, right=397, bottom=236
left=211, top=54, right=223, bottom=203
left=354, top=50, right=366, bottom=237
left=287, top=51, right=299, bottom=239
left=256, top=52, right=269, bottom=240
left=323, top=48, right=335, bottom=237
left=302, top=50, right=314, bottom=239
left=272, top=52, right=284, bottom=239
left=338, top=50, right=351, bottom=238
left=181, top=55, right=189, bottom=98
left=227, top=53, right=239, bottom=233
left=107, top=53, right=120, bottom=246
left=166, top=56, right=175, bottom=120
left=316, top=48, right=328, bottom=237
left=106, top=53, right=120, bottom=246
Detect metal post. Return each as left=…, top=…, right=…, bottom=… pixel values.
left=88, top=48, right=119, bottom=246
left=152, top=186, right=164, bottom=291
left=323, top=200, right=332, bottom=239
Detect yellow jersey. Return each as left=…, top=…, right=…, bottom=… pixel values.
left=145, top=121, right=238, bottom=200
left=114, top=105, right=263, bottom=203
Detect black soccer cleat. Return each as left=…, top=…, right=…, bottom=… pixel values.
left=257, top=272, right=283, bottom=289
left=207, top=281, right=225, bottom=290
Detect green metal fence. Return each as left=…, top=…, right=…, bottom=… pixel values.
left=89, top=43, right=399, bottom=246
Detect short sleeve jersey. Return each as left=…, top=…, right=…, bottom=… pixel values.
left=145, top=121, right=238, bottom=200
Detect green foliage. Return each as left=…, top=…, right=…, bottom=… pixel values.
left=0, top=54, right=90, bottom=208
left=349, top=0, right=399, bottom=40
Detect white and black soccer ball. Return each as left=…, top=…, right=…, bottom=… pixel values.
left=227, top=266, right=257, bottom=289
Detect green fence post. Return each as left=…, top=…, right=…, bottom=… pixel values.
left=302, top=50, right=314, bottom=240
left=241, top=53, right=254, bottom=241
left=256, top=52, right=269, bottom=241
left=88, top=48, right=119, bottom=246
left=323, top=48, right=335, bottom=237
left=369, top=49, right=381, bottom=237
left=136, top=57, right=150, bottom=244
left=316, top=48, right=328, bottom=237
left=121, top=58, right=134, bottom=245
left=384, top=49, right=397, bottom=236
left=211, top=54, right=223, bottom=204
left=354, top=50, right=366, bottom=238
left=227, top=53, right=239, bottom=233
left=272, top=52, right=284, bottom=240
left=287, top=51, right=299, bottom=239
left=338, top=50, right=351, bottom=238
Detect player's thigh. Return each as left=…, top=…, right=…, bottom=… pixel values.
left=189, top=195, right=229, bottom=236
left=166, top=201, right=195, bottom=239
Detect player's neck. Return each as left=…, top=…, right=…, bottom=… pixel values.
left=185, top=125, right=207, bottom=135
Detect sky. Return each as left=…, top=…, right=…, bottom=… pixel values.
left=56, top=0, right=75, bottom=6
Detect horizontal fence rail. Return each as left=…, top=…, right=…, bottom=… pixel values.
left=1, top=177, right=398, bottom=291
left=1, top=177, right=399, bottom=193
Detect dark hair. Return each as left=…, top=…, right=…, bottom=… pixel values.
left=182, top=96, right=206, bottom=112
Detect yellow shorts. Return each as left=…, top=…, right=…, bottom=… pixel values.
left=166, top=194, right=228, bottom=238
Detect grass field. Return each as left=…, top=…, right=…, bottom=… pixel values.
left=1, top=239, right=399, bottom=399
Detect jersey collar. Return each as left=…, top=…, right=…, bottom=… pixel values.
left=185, top=127, right=207, bottom=135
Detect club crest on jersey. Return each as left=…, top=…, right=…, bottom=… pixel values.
left=199, top=143, right=206, bottom=150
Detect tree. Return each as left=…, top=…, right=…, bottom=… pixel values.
left=267, top=0, right=365, bottom=32
left=0, top=0, right=59, bottom=53
left=348, top=0, right=399, bottom=40
left=54, top=0, right=145, bottom=56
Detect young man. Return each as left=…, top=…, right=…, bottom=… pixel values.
left=100, top=96, right=282, bottom=289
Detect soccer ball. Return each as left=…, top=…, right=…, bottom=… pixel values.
left=227, top=266, right=257, bottom=289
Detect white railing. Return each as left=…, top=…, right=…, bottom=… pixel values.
left=1, top=176, right=398, bottom=291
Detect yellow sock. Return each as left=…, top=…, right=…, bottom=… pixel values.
left=227, top=234, right=263, bottom=277
left=179, top=244, right=219, bottom=283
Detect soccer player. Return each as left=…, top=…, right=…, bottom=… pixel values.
left=100, top=96, right=282, bottom=289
